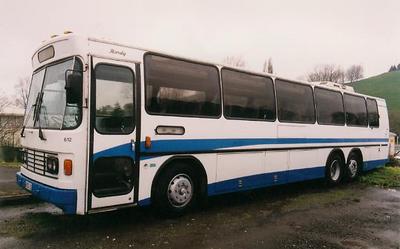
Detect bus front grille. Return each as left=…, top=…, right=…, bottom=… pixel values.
left=21, top=148, right=58, bottom=179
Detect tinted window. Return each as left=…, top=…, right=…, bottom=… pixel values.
left=276, top=80, right=315, bottom=123
left=145, top=54, right=221, bottom=117
left=95, top=64, right=134, bottom=134
left=344, top=94, right=367, bottom=127
left=367, top=98, right=379, bottom=127
left=315, top=88, right=345, bottom=125
left=222, top=69, right=275, bottom=120
left=93, top=157, right=134, bottom=197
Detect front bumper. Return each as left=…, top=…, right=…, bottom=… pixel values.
left=16, top=172, right=77, bottom=214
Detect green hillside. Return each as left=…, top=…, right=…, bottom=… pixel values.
left=350, top=71, right=400, bottom=134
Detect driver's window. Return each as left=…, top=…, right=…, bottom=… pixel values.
left=95, top=64, right=134, bottom=134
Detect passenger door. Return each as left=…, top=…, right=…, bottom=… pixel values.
left=88, top=57, right=138, bottom=210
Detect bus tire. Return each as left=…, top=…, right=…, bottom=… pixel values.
left=152, top=162, right=198, bottom=216
left=345, top=152, right=362, bottom=181
left=325, top=153, right=344, bottom=185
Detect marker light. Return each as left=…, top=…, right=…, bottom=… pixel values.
left=64, top=159, right=73, bottom=176
left=155, top=126, right=185, bottom=135
left=145, top=136, right=152, bottom=149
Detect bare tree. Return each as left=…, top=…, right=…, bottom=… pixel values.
left=0, top=93, right=11, bottom=145
left=339, top=71, right=345, bottom=84
left=0, top=93, right=9, bottom=114
left=15, top=77, right=30, bottom=110
left=263, top=58, right=274, bottom=74
left=389, top=65, right=396, bottom=72
left=0, top=93, right=23, bottom=146
left=307, top=64, right=345, bottom=83
left=223, top=56, right=246, bottom=68
left=345, top=65, right=364, bottom=83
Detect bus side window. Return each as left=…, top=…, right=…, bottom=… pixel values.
left=276, top=79, right=315, bottom=124
left=367, top=98, right=379, bottom=127
left=144, top=54, right=221, bottom=118
left=222, top=68, right=276, bottom=121
left=344, top=93, right=368, bottom=127
left=314, top=87, right=345, bottom=126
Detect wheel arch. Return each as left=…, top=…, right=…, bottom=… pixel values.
left=348, top=148, right=364, bottom=167
left=327, top=148, right=345, bottom=165
left=150, top=155, right=208, bottom=202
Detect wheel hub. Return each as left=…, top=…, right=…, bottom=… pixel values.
left=167, top=174, right=193, bottom=207
left=348, top=159, right=358, bottom=177
left=330, top=160, right=341, bottom=181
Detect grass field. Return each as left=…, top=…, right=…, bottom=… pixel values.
left=350, top=70, right=400, bottom=134
left=359, top=166, right=400, bottom=188
left=0, top=161, right=21, bottom=168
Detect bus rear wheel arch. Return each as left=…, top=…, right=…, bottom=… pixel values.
left=325, top=150, right=345, bottom=185
left=151, top=157, right=207, bottom=216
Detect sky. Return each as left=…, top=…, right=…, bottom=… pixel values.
left=0, top=0, right=399, bottom=100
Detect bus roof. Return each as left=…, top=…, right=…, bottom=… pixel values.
left=33, top=33, right=385, bottom=103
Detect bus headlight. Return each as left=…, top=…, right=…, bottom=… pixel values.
left=20, top=149, right=28, bottom=164
left=24, top=152, right=28, bottom=164
left=46, top=157, right=59, bottom=174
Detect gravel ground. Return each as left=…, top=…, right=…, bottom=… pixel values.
left=0, top=181, right=399, bottom=249
left=0, top=166, right=26, bottom=197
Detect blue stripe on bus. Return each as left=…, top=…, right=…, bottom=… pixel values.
left=93, top=137, right=388, bottom=159
left=363, top=159, right=388, bottom=171
left=16, top=172, right=77, bottom=214
left=93, top=143, right=134, bottom=160
left=140, top=138, right=388, bottom=153
left=207, top=166, right=325, bottom=195
left=137, top=158, right=388, bottom=207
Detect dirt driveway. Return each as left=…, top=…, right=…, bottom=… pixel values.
left=0, top=181, right=399, bottom=249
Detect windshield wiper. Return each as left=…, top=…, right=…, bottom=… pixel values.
left=20, top=105, right=35, bottom=137
left=21, top=93, right=41, bottom=138
left=34, top=92, right=46, bottom=141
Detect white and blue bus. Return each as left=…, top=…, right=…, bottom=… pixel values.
left=17, top=33, right=389, bottom=215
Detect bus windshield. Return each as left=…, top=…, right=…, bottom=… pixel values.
left=24, top=58, right=83, bottom=130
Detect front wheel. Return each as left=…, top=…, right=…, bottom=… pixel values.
left=325, top=153, right=344, bottom=185
left=167, top=173, right=193, bottom=208
left=152, top=163, right=198, bottom=216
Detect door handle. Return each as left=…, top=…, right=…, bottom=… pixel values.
left=131, top=139, right=135, bottom=151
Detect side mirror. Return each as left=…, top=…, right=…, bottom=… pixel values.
left=65, top=69, right=83, bottom=105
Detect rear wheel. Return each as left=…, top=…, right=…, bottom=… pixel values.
left=345, top=152, right=362, bottom=181
left=152, top=163, right=198, bottom=216
left=325, top=153, right=344, bottom=185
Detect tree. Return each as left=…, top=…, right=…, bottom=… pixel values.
left=263, top=58, right=274, bottom=74
left=307, top=64, right=345, bottom=83
left=0, top=92, right=23, bottom=146
left=223, top=56, right=246, bottom=68
left=15, top=77, right=30, bottom=110
left=0, top=93, right=11, bottom=145
left=0, top=93, right=9, bottom=114
left=345, top=65, right=364, bottom=83
left=397, top=64, right=400, bottom=71
left=389, top=65, right=397, bottom=72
